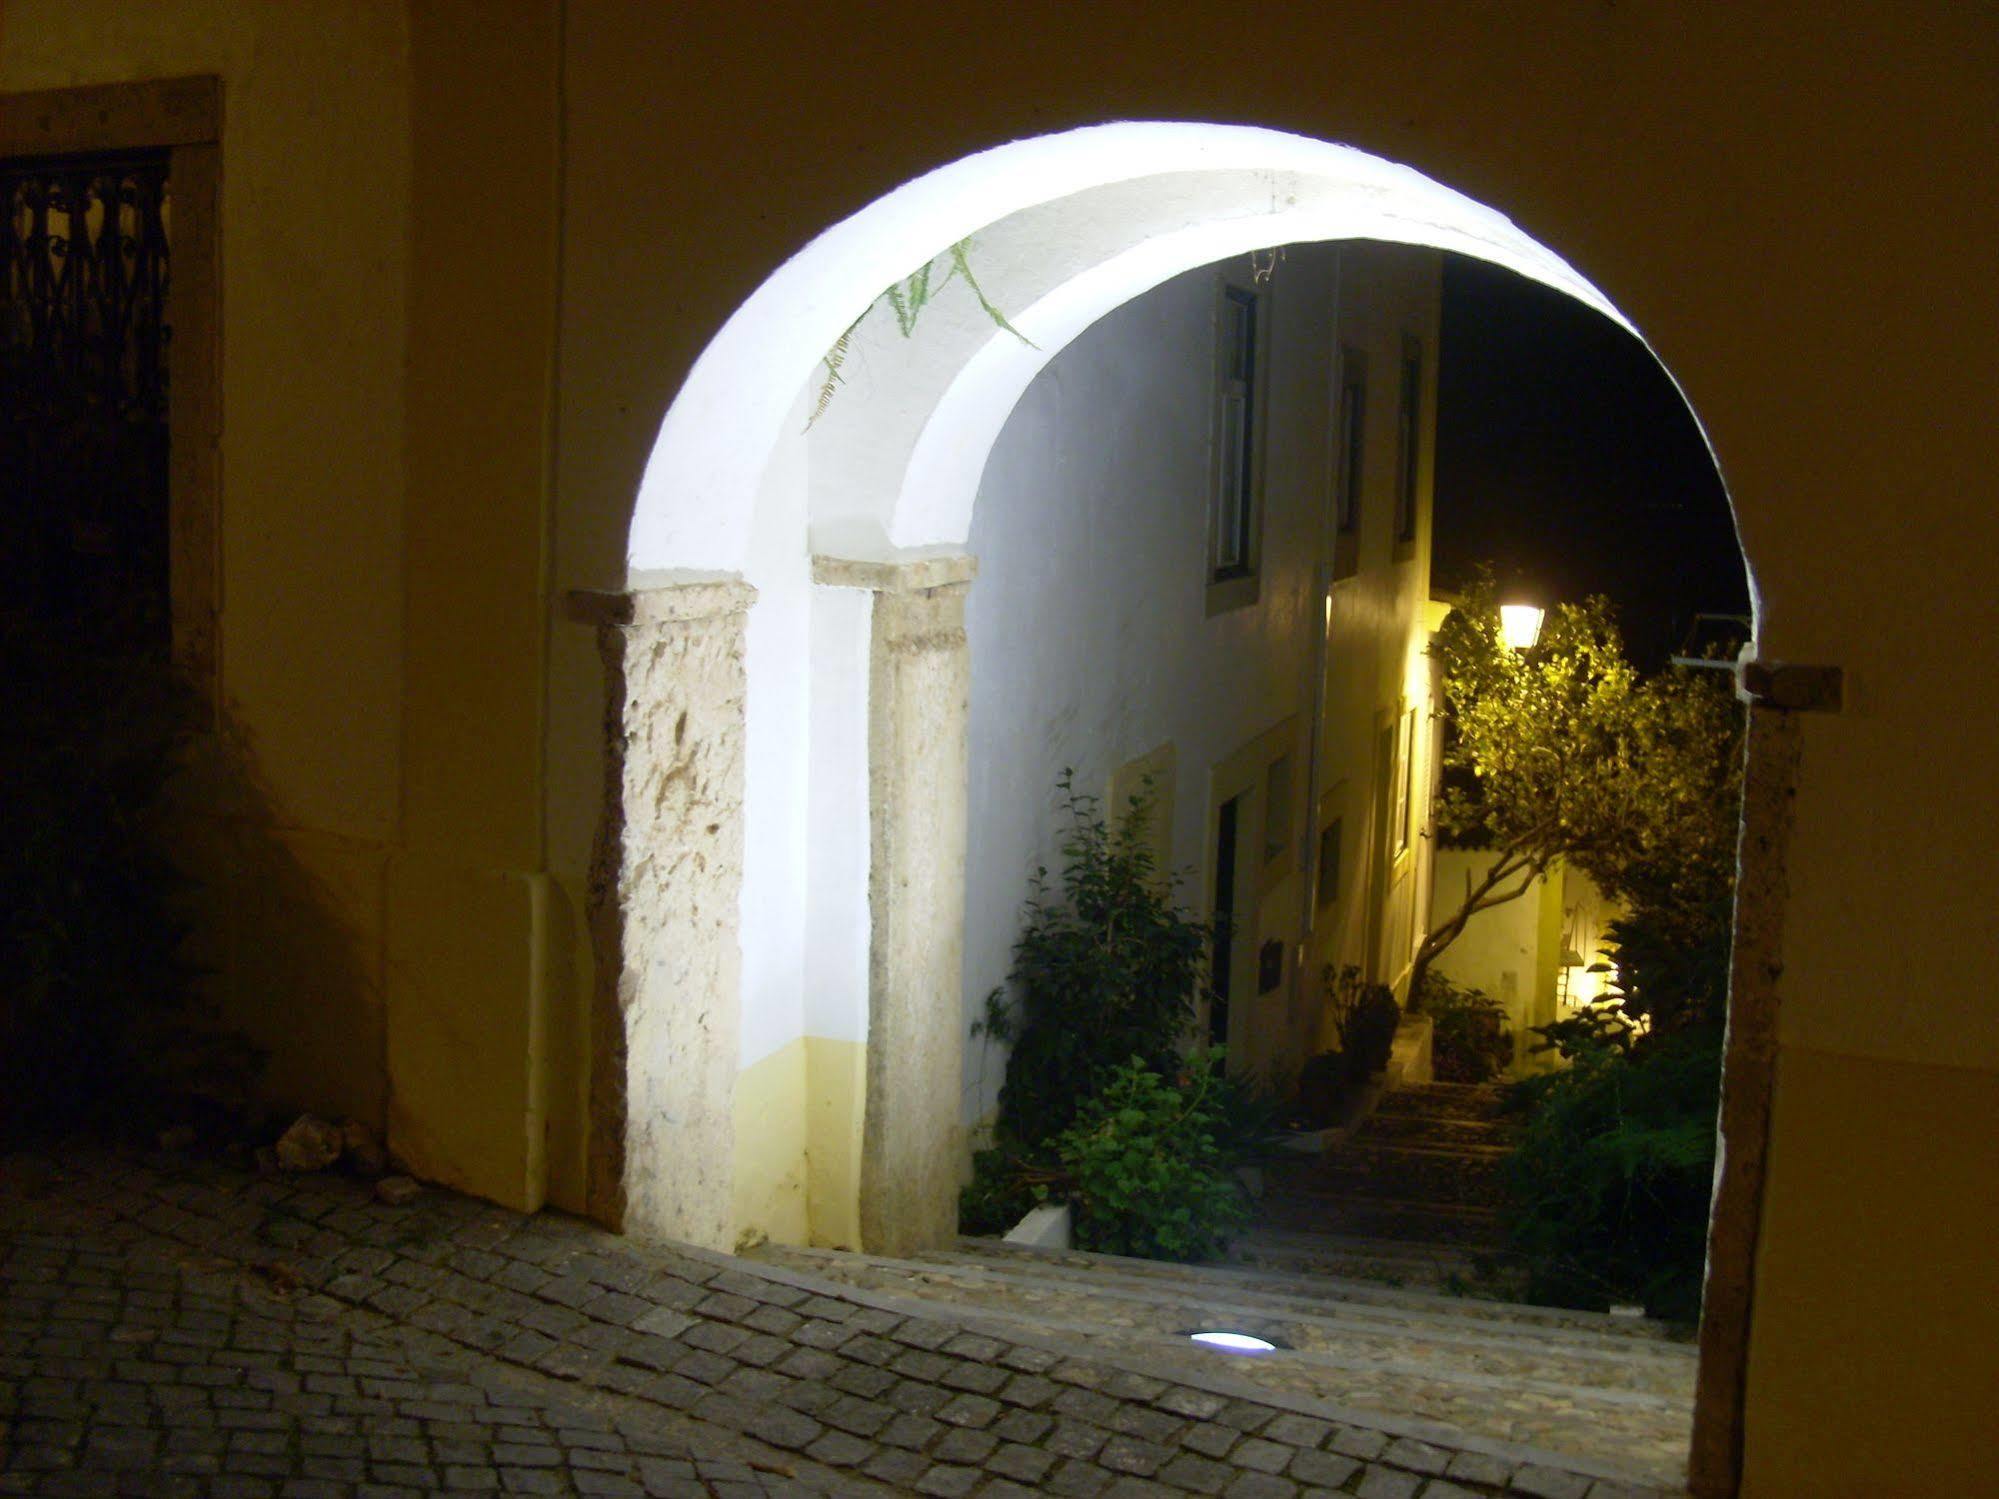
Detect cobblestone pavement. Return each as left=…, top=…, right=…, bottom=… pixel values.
left=1, top=1148, right=1676, bottom=1497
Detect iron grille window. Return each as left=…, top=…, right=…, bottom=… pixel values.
left=1, top=151, right=172, bottom=629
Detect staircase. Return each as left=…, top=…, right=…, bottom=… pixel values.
left=747, top=1230, right=1693, bottom=1490
left=1243, top=1081, right=1518, bottom=1293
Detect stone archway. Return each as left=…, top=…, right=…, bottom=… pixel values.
left=588, top=121, right=1801, bottom=1497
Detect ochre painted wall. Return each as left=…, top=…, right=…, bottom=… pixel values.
left=548, top=5, right=1999, bottom=1490
left=9, top=3, right=1998, bottom=1488
left=391, top=0, right=575, bottom=1214
left=0, top=1, right=414, bottom=1131
left=0, top=1, right=583, bottom=1214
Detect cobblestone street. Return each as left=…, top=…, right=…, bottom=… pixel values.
left=1, top=1148, right=1673, bottom=1497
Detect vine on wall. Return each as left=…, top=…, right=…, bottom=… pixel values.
left=808, top=238, right=1033, bottom=427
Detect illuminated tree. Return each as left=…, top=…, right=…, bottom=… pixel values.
left=1411, top=573, right=1744, bottom=1013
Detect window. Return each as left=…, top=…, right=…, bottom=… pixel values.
left=1263, top=753, right=1292, bottom=866
left=1208, top=281, right=1261, bottom=605
left=1394, top=335, right=1422, bottom=549
left=0, top=78, right=221, bottom=703
left=1332, top=346, right=1366, bottom=578
left=1392, top=707, right=1416, bottom=857
left=1315, top=817, right=1342, bottom=911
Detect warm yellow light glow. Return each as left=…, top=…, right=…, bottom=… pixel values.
left=1500, top=604, right=1545, bottom=650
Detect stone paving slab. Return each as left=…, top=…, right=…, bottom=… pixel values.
left=1, top=1148, right=1683, bottom=1498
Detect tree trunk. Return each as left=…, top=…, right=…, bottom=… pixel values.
left=1407, top=847, right=1545, bottom=1012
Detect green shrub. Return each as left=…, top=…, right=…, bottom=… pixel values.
left=1053, top=1051, right=1253, bottom=1261
left=1596, top=890, right=1734, bottom=1035
left=975, top=771, right=1213, bottom=1149
left=961, top=774, right=1273, bottom=1259
left=1419, top=972, right=1513, bottom=1083
left=1502, top=1021, right=1721, bottom=1320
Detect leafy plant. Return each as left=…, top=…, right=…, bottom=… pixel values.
left=1529, top=1002, right=1639, bottom=1062
left=1419, top=971, right=1513, bottom=1083
left=974, top=771, right=1212, bottom=1149
left=1282, top=1049, right=1348, bottom=1131
left=1501, top=1021, right=1722, bottom=1321
left=1053, top=1050, right=1254, bottom=1261
left=1595, top=888, right=1735, bottom=1034
left=961, top=774, right=1274, bottom=1259
left=808, top=237, right=1035, bottom=426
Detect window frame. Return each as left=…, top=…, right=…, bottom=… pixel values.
left=1206, top=276, right=1266, bottom=613
left=0, top=77, right=221, bottom=706
left=1331, top=343, right=1366, bottom=581
left=1393, top=332, right=1422, bottom=557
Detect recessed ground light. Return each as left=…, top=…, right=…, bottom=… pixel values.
left=1186, top=1330, right=1282, bottom=1353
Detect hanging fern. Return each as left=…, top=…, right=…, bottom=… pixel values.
left=807, top=238, right=1034, bottom=428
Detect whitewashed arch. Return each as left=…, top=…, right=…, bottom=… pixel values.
left=608, top=111, right=1751, bottom=1245
left=628, top=122, right=1647, bottom=578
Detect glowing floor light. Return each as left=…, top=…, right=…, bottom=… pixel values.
left=1187, top=1330, right=1280, bottom=1353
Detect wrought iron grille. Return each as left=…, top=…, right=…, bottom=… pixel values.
left=1, top=152, right=173, bottom=629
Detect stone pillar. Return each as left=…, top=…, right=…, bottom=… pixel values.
left=1689, top=662, right=1834, bottom=1499
left=815, top=553, right=977, bottom=1255
left=573, top=580, right=755, bottom=1251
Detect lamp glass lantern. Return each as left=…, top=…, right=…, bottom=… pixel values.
left=1500, top=603, right=1546, bottom=651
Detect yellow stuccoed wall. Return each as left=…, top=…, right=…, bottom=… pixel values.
left=8, top=2, right=1999, bottom=1487
left=0, top=1, right=416, bottom=1133
left=0, top=0, right=585, bottom=1217
left=390, top=0, right=576, bottom=1215
left=546, top=5, right=1999, bottom=1489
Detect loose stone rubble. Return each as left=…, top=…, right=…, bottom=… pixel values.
left=0, top=1146, right=1678, bottom=1497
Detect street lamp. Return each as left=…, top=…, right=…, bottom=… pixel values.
left=1500, top=602, right=1545, bottom=651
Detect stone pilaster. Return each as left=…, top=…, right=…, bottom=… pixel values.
left=815, top=553, right=978, bottom=1255
left=574, top=580, right=755, bottom=1251
left=1689, top=700, right=1804, bottom=1499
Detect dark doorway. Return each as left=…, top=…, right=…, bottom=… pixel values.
left=1210, top=794, right=1240, bottom=1048
left=2, top=150, right=172, bottom=650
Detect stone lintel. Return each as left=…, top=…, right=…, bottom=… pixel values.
left=0, top=75, right=221, bottom=155
left=1737, top=659, right=1843, bottom=713
left=812, top=551, right=977, bottom=594
left=566, top=579, right=757, bottom=629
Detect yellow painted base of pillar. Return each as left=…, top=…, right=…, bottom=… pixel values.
left=805, top=1036, right=867, bottom=1250
left=728, top=1035, right=869, bottom=1252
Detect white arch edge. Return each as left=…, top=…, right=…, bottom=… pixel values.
left=627, top=121, right=1640, bottom=577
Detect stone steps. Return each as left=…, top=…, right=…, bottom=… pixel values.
left=936, top=1235, right=1671, bottom=1343
left=1274, top=1140, right=1512, bottom=1207
left=1254, top=1075, right=1522, bottom=1257
left=1255, top=1189, right=1508, bottom=1248
left=1356, top=1111, right=1517, bottom=1149
left=1227, top=1226, right=1495, bottom=1294
left=746, top=1237, right=1695, bottom=1487
left=1373, top=1081, right=1511, bottom=1121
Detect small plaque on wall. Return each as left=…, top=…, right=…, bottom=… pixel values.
left=1258, top=938, right=1285, bottom=994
